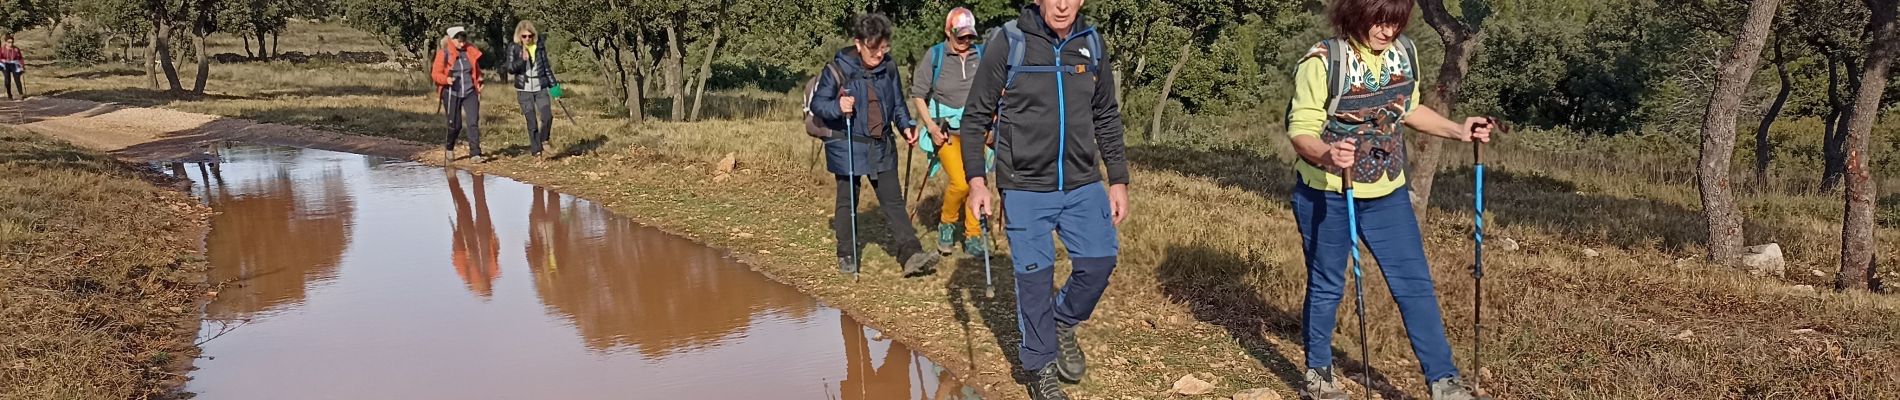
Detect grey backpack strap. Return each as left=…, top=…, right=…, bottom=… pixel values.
left=1324, top=38, right=1350, bottom=116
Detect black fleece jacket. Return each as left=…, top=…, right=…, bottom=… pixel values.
left=958, top=5, right=1129, bottom=192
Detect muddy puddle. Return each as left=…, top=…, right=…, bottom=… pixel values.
left=169, top=144, right=975, bottom=399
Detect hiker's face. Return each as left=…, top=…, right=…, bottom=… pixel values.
left=451, top=36, right=467, bottom=48
left=854, top=39, right=890, bottom=68
left=1364, top=23, right=1400, bottom=51
left=949, top=34, right=975, bottom=53
left=1038, top=0, right=1085, bottom=34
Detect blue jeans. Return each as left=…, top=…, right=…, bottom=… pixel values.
left=1292, top=184, right=1458, bottom=382
left=1002, top=182, right=1119, bottom=371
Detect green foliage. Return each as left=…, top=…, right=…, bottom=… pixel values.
left=343, top=0, right=437, bottom=58
left=53, top=26, right=102, bottom=64
left=0, top=0, right=43, bottom=33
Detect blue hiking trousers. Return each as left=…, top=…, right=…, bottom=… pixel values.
left=1291, top=184, right=1459, bottom=382
left=1002, top=182, right=1119, bottom=371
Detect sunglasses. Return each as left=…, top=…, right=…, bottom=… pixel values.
left=954, top=35, right=976, bottom=42
left=520, top=34, right=535, bottom=39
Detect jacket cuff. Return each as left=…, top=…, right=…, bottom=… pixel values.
left=1105, top=164, right=1130, bottom=186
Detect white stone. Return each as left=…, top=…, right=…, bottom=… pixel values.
left=1741, top=243, right=1786, bottom=277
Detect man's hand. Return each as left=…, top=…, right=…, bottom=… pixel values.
left=968, top=177, right=996, bottom=220
left=1108, top=184, right=1130, bottom=225
left=840, top=95, right=856, bottom=116
left=904, top=127, right=920, bottom=145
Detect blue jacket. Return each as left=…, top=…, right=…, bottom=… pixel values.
left=811, top=46, right=917, bottom=176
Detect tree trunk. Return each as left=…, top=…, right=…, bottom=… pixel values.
left=1837, top=0, right=1897, bottom=291
left=1821, top=56, right=1854, bottom=192
left=689, top=25, right=722, bottom=122
left=1754, top=36, right=1792, bottom=190
left=271, top=32, right=279, bottom=57
left=257, top=30, right=270, bottom=59
left=665, top=24, right=685, bottom=121
left=242, top=35, right=253, bottom=57
left=1412, top=0, right=1483, bottom=214
left=192, top=22, right=209, bottom=94
left=147, top=29, right=160, bottom=89
left=1695, top=0, right=1781, bottom=267
left=1149, top=41, right=1192, bottom=141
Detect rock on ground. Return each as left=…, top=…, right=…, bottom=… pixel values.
left=1172, top=374, right=1215, bottom=396
left=1741, top=243, right=1786, bottom=277
left=1492, top=237, right=1520, bottom=251
left=1232, top=388, right=1283, bottom=400
left=1583, top=248, right=1601, bottom=258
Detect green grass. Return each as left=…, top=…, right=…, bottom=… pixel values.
left=0, top=129, right=208, bottom=399
left=14, top=21, right=1900, bottom=399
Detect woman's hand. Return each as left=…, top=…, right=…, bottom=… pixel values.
left=1462, top=117, right=1495, bottom=143
left=1327, top=138, right=1358, bottom=170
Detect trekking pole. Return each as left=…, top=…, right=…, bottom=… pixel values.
left=981, top=207, right=996, bottom=299
left=1471, top=117, right=1499, bottom=392
left=844, top=102, right=859, bottom=282
left=1343, top=162, right=1370, bottom=400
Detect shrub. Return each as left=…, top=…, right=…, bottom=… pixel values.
left=55, top=29, right=106, bottom=65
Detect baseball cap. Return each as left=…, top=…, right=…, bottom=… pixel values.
left=446, top=26, right=467, bottom=38
left=946, top=8, right=977, bottom=38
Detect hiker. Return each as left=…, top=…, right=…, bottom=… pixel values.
left=505, top=21, right=559, bottom=158
left=957, top=1, right=1130, bottom=399
left=432, top=26, right=485, bottom=162
left=809, top=13, right=939, bottom=277
left=1284, top=0, right=1494, bottom=399
left=907, top=7, right=985, bottom=258
left=0, top=35, right=25, bottom=100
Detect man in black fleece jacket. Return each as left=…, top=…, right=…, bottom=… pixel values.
left=956, top=1, right=1130, bottom=399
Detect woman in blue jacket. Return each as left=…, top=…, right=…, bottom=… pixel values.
left=810, top=13, right=938, bottom=277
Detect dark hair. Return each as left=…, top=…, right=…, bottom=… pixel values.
left=853, top=13, right=893, bottom=43
left=1328, top=0, right=1413, bottom=44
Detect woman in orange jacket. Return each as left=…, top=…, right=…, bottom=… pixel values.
left=432, top=27, right=485, bottom=162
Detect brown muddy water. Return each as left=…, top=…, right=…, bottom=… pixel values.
left=168, top=145, right=975, bottom=400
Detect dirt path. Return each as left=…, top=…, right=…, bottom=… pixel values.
left=1, top=97, right=432, bottom=163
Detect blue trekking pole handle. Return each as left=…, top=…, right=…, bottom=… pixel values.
left=1342, top=153, right=1370, bottom=400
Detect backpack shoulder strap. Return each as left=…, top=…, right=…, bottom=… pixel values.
left=1003, top=20, right=1028, bottom=89
left=929, top=42, right=944, bottom=106
left=1323, top=37, right=1351, bottom=116
left=1084, top=29, right=1104, bottom=73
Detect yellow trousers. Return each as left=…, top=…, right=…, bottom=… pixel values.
left=937, top=136, right=981, bottom=239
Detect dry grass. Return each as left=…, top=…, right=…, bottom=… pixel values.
left=0, top=129, right=210, bottom=399
left=12, top=21, right=1900, bottom=399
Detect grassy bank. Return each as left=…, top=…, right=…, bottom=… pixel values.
left=15, top=23, right=1900, bottom=399
left=0, top=129, right=209, bottom=399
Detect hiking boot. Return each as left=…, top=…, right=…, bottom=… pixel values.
left=838, top=256, right=859, bottom=276
left=1026, top=364, right=1071, bottom=400
left=901, top=252, right=937, bottom=277
left=1054, top=323, right=1085, bottom=382
left=1429, top=376, right=1489, bottom=400
left=937, top=223, right=956, bottom=256
left=1301, top=367, right=1349, bottom=400
left=963, top=235, right=989, bottom=259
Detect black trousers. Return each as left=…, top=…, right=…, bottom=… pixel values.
left=517, top=90, right=553, bottom=154
left=444, top=94, right=482, bottom=156
left=4, top=69, right=23, bottom=99
left=834, top=168, right=921, bottom=260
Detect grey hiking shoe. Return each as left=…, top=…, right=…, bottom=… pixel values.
left=938, top=223, right=957, bottom=256
left=1301, top=367, right=1349, bottom=400
left=1027, top=364, right=1071, bottom=400
left=901, top=252, right=937, bottom=277
left=1429, top=376, right=1489, bottom=400
left=1054, top=323, right=1085, bottom=382
left=838, top=256, right=858, bottom=275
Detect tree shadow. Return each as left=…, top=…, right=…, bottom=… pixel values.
left=1156, top=244, right=1415, bottom=400
left=39, top=87, right=258, bottom=108
left=55, top=68, right=146, bottom=80
left=257, top=85, right=431, bottom=99
left=552, top=134, right=609, bottom=160
left=229, top=106, right=441, bottom=144
left=1126, top=143, right=1302, bottom=204
left=1425, top=167, right=1805, bottom=252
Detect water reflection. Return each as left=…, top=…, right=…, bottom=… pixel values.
left=446, top=170, right=500, bottom=298
left=184, top=144, right=968, bottom=399
left=198, top=148, right=354, bottom=320
left=524, top=186, right=817, bottom=356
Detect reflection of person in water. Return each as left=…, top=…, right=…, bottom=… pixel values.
left=837, top=314, right=913, bottom=400
left=447, top=169, right=500, bottom=297
left=525, top=186, right=566, bottom=276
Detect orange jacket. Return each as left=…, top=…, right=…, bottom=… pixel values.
left=431, top=44, right=484, bottom=96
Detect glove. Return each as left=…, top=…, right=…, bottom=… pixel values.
left=549, top=84, right=563, bottom=99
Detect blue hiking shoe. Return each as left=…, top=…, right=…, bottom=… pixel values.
left=963, top=235, right=989, bottom=259
left=937, top=223, right=956, bottom=256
